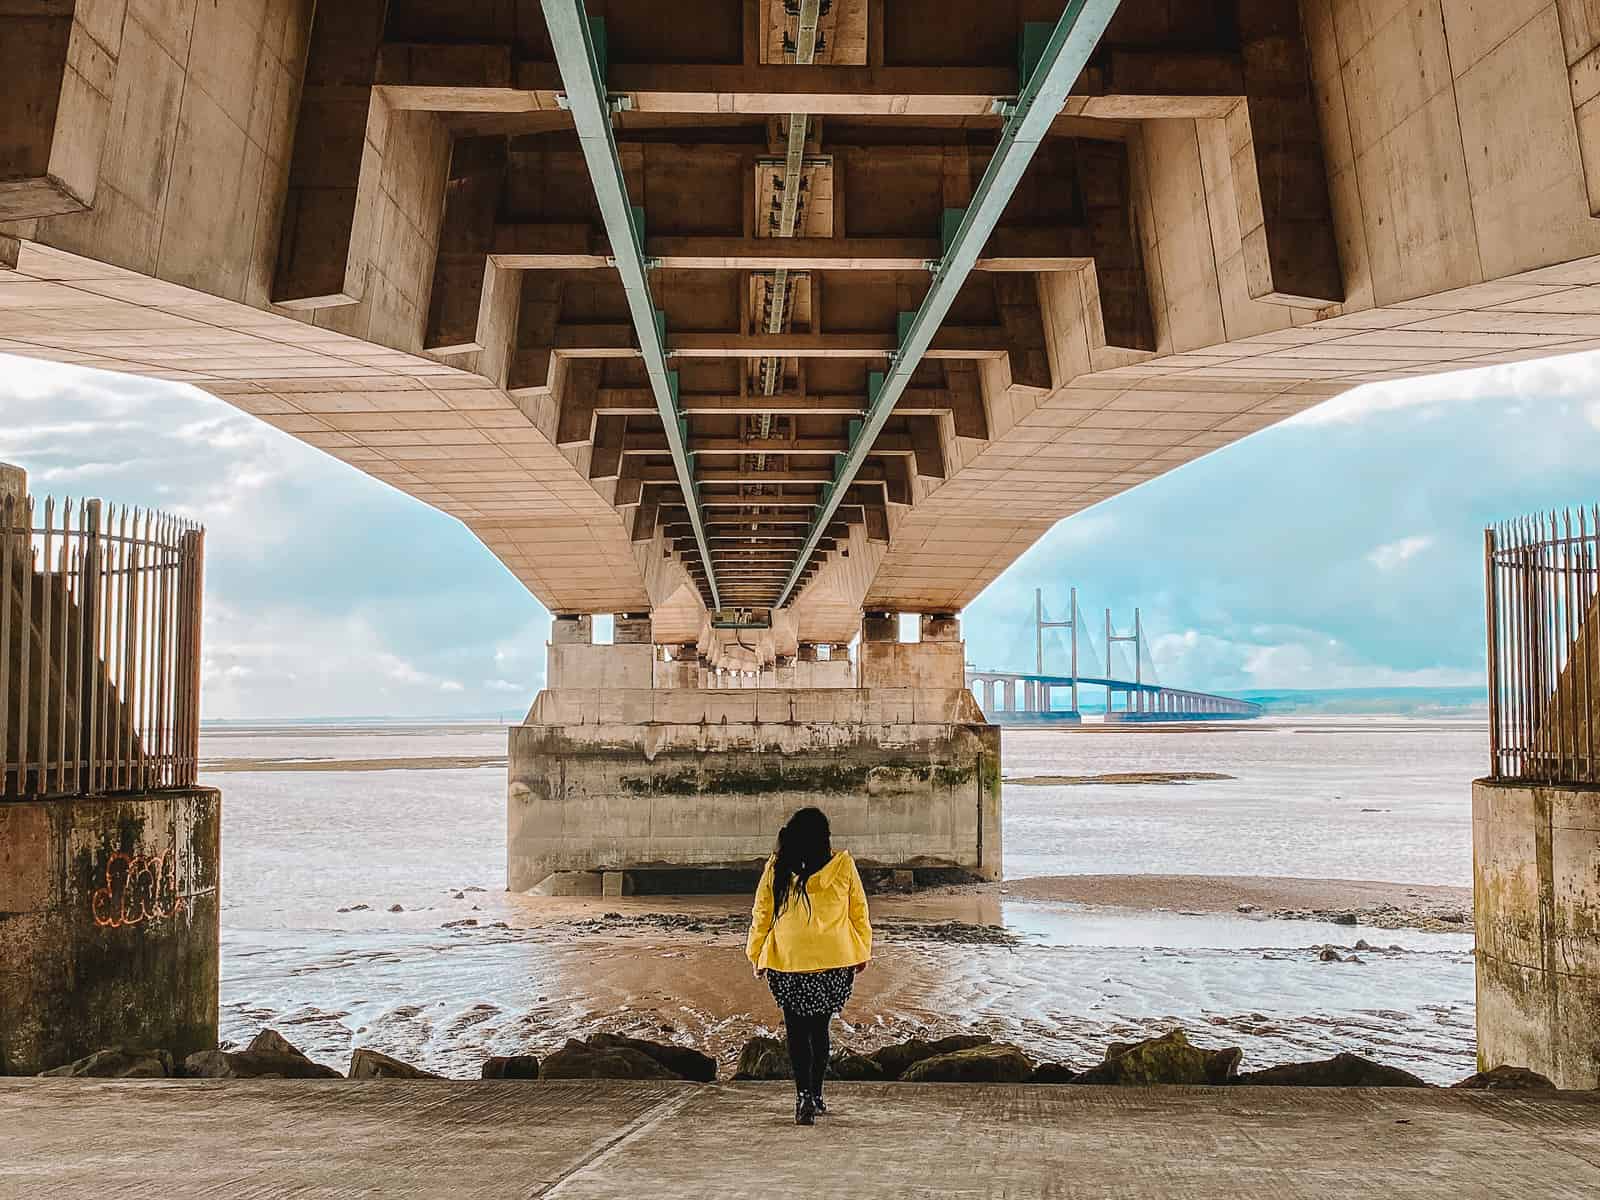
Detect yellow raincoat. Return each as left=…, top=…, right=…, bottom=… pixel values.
left=746, top=849, right=873, bottom=972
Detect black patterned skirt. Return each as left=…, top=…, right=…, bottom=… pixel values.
left=766, top=966, right=856, bottom=1016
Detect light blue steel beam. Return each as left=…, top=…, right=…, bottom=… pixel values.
left=540, top=0, right=721, bottom=609
left=774, top=0, right=1122, bottom=610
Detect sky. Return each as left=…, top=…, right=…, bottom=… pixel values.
left=4, top=351, right=1599, bottom=718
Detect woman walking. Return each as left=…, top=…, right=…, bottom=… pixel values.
left=746, top=806, right=873, bottom=1125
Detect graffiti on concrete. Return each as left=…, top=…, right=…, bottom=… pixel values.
left=91, top=851, right=185, bottom=928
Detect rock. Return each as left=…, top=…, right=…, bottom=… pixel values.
left=348, top=1048, right=441, bottom=1079
left=870, top=1034, right=992, bottom=1080
left=1236, top=1052, right=1430, bottom=1088
left=1440, top=911, right=1467, bottom=924
left=901, top=1043, right=1034, bottom=1084
left=442, top=918, right=478, bottom=929
left=452, top=891, right=465, bottom=899
left=184, top=1049, right=342, bottom=1079
left=1346, top=955, right=1365, bottom=965
left=1029, top=1062, right=1080, bottom=1084
left=246, top=1029, right=309, bottom=1060
left=39, top=1048, right=173, bottom=1078
left=828, top=1053, right=887, bottom=1082
left=586, top=1033, right=716, bottom=1083
left=1074, top=1030, right=1241, bottom=1086
left=1331, top=913, right=1358, bottom=926
left=388, top=904, right=404, bottom=913
left=733, top=1036, right=792, bottom=1080
left=1353, top=939, right=1373, bottom=951
left=1319, top=948, right=1343, bottom=962
left=1236, top=903, right=1259, bottom=913
left=481, top=1055, right=541, bottom=1080
left=1451, top=1065, right=1556, bottom=1091
left=541, top=1039, right=677, bottom=1081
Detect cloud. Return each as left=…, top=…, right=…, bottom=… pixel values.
left=5, top=356, right=549, bottom=719
left=1367, top=535, right=1434, bottom=571
left=1293, top=349, right=1600, bottom=426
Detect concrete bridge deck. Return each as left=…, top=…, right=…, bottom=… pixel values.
left=5, top=1079, right=1599, bottom=1199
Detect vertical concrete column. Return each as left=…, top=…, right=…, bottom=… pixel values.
left=861, top=612, right=898, bottom=645
left=0, top=461, right=25, bottom=505
left=612, top=613, right=651, bottom=644
left=920, top=613, right=961, bottom=642
left=797, top=643, right=821, bottom=662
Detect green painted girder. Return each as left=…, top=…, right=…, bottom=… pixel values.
left=774, top=0, right=1124, bottom=610
left=541, top=0, right=721, bottom=609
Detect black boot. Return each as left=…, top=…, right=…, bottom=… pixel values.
left=812, top=1092, right=829, bottom=1115
left=795, top=1092, right=816, bottom=1126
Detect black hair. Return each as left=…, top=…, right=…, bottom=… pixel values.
left=771, top=806, right=833, bottom=919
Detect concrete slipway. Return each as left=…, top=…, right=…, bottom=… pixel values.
left=4, top=1080, right=1600, bottom=1198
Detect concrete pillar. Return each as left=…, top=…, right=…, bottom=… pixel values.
left=0, top=791, right=220, bottom=1074
left=861, top=612, right=898, bottom=644
left=612, top=613, right=651, bottom=644
left=1474, top=779, right=1600, bottom=1088
left=920, top=613, right=960, bottom=642
left=797, top=643, right=821, bottom=662
left=551, top=614, right=593, bottom=645
left=0, top=461, right=25, bottom=505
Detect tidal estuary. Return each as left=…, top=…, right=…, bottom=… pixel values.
left=206, top=718, right=1483, bottom=1082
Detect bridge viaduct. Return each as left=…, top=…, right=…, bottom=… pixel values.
left=5, top=0, right=1600, bottom=1067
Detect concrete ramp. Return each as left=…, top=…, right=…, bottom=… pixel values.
left=4, top=1080, right=1600, bottom=1198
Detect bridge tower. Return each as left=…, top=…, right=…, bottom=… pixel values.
left=1035, top=587, right=1079, bottom=716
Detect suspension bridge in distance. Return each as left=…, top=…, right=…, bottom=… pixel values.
left=965, top=589, right=1264, bottom=725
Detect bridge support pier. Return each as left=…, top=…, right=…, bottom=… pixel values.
left=508, top=611, right=1000, bottom=894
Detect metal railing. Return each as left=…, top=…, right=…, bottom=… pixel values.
left=2, top=494, right=205, bottom=799
left=1486, top=507, right=1600, bottom=784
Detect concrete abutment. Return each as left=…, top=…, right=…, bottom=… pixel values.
left=1473, top=779, right=1600, bottom=1089
left=0, top=788, right=220, bottom=1076
left=509, top=612, right=1000, bottom=894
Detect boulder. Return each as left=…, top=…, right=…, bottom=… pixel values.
left=586, top=1033, right=716, bottom=1083
left=870, top=1034, right=991, bottom=1080
left=828, top=1053, right=887, bottom=1082
left=247, top=1029, right=309, bottom=1060
left=1029, top=1062, right=1080, bottom=1084
left=541, top=1039, right=677, bottom=1081
left=348, top=1049, right=441, bottom=1079
left=733, top=1036, right=792, bottom=1080
left=184, top=1049, right=342, bottom=1079
left=1074, top=1030, right=1241, bottom=1086
left=482, top=1055, right=541, bottom=1080
left=1235, top=1052, right=1430, bottom=1088
left=39, top=1048, right=173, bottom=1078
left=1450, top=1065, right=1556, bottom=1091
left=901, top=1043, right=1033, bottom=1084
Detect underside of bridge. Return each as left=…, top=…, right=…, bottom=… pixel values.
left=6, top=1, right=1600, bottom=888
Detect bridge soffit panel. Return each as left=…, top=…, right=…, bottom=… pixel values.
left=6, top=3, right=1600, bottom=630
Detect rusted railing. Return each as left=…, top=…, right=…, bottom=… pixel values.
left=2, top=494, right=204, bottom=799
left=1486, top=507, right=1600, bottom=784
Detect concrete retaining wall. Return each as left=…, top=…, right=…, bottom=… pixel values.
left=1473, top=779, right=1600, bottom=1088
left=508, top=688, right=1000, bottom=891
left=0, top=788, right=220, bottom=1075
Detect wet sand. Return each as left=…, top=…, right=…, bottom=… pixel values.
left=974, top=875, right=1473, bottom=931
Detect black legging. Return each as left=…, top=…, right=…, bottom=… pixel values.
left=782, top=1008, right=831, bottom=1098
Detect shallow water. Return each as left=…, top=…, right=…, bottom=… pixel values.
left=205, top=716, right=1485, bottom=1082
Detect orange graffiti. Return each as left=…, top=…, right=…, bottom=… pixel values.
left=91, top=851, right=185, bottom=928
